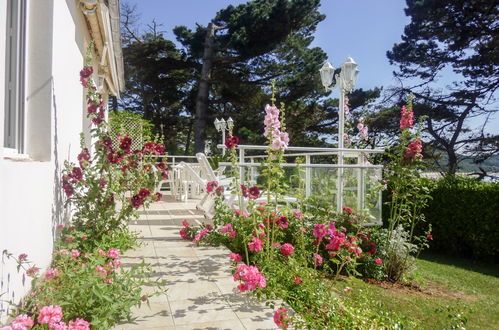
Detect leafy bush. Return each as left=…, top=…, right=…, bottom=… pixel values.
left=423, top=177, right=499, bottom=260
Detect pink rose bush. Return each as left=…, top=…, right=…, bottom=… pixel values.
left=233, top=264, right=266, bottom=292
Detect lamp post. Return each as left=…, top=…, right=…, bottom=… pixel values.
left=214, top=117, right=234, bottom=155
left=319, top=57, right=359, bottom=212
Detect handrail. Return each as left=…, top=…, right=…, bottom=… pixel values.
left=218, top=162, right=382, bottom=169
left=216, top=144, right=385, bottom=154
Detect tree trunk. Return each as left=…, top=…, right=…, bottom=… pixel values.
left=194, top=23, right=216, bottom=153
left=447, top=148, right=458, bottom=175
left=184, top=118, right=194, bottom=155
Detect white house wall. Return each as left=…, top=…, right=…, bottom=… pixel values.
left=0, top=0, right=96, bottom=322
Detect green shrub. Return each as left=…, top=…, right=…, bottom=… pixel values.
left=383, top=177, right=499, bottom=260
left=423, top=177, right=499, bottom=260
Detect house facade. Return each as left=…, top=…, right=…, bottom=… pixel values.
left=0, top=0, right=123, bottom=321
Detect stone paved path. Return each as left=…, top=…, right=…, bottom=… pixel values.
left=112, top=196, right=278, bottom=330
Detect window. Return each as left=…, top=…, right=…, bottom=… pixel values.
left=4, top=0, right=26, bottom=152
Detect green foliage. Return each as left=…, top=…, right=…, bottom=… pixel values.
left=421, top=177, right=499, bottom=260
left=109, top=110, right=154, bottom=142
left=386, top=0, right=499, bottom=174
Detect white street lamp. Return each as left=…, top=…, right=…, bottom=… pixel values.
left=319, top=57, right=359, bottom=213
left=214, top=117, right=233, bottom=155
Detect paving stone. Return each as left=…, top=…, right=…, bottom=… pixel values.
left=114, top=194, right=275, bottom=329
left=169, top=299, right=239, bottom=326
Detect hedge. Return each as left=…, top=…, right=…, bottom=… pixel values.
left=383, top=177, right=499, bottom=261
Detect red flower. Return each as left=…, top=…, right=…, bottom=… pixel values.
left=215, top=185, right=225, bottom=196
left=240, top=184, right=248, bottom=197
left=400, top=105, right=414, bottom=130
left=276, top=216, right=289, bottom=229
left=342, top=206, right=353, bottom=215
left=427, top=234, right=433, bottom=240
left=294, top=277, right=302, bottom=284
left=138, top=188, right=150, bottom=199
left=107, top=152, right=123, bottom=164
left=131, top=195, right=143, bottom=208
left=119, top=135, right=132, bottom=154
left=225, top=135, right=239, bottom=149
left=248, top=186, right=260, bottom=199
left=71, top=167, right=83, bottom=182
left=206, top=181, right=218, bottom=193
left=375, top=258, right=383, bottom=265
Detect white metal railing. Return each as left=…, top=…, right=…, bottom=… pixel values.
left=162, top=145, right=384, bottom=224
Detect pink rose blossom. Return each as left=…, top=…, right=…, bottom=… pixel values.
left=45, top=268, right=59, bottom=280
left=49, top=322, right=68, bottom=330
left=273, top=307, right=290, bottom=329
left=11, top=314, right=34, bottom=328
left=280, top=243, right=295, bottom=257
left=68, top=319, right=90, bottom=330
left=107, top=248, right=120, bottom=259
left=375, top=258, right=383, bottom=265
left=313, top=224, right=327, bottom=241
left=233, top=264, right=266, bottom=292
left=313, top=253, right=323, bottom=267
left=248, top=237, right=263, bottom=252
left=229, top=253, right=243, bottom=263
left=38, top=305, right=63, bottom=324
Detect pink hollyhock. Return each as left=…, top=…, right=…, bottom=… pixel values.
left=264, top=104, right=281, bottom=136
left=97, top=249, right=106, bottom=256
left=342, top=206, right=353, bottom=215
left=48, top=322, right=68, bottom=330
left=280, top=243, right=295, bottom=257
left=375, top=258, right=383, bottom=265
left=293, top=211, right=303, bottom=220
left=38, top=305, right=63, bottom=324
left=26, top=267, right=40, bottom=277
left=71, top=249, right=80, bottom=258
left=248, top=237, right=263, bottom=252
left=313, top=253, right=323, bottom=267
left=229, top=253, right=243, bottom=263
left=233, top=264, right=266, bottom=292
left=276, top=216, right=289, bottom=229
left=68, top=318, right=90, bottom=330
left=70, top=167, right=83, bottom=182
left=56, top=224, right=64, bottom=231
left=294, top=277, right=302, bottom=284
left=400, top=105, right=414, bottom=130
left=107, top=248, right=120, bottom=259
left=206, top=181, right=218, bottom=193
left=248, top=186, right=260, bottom=199
left=229, top=230, right=237, bottom=238
left=273, top=307, right=290, bottom=329
left=65, top=237, right=74, bottom=243
left=182, top=219, right=189, bottom=228
left=404, top=138, right=423, bottom=160
left=45, top=268, right=59, bottom=280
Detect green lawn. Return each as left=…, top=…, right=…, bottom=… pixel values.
left=338, top=253, right=499, bottom=329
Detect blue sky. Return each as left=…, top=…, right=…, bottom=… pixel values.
left=129, top=0, right=497, bottom=134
